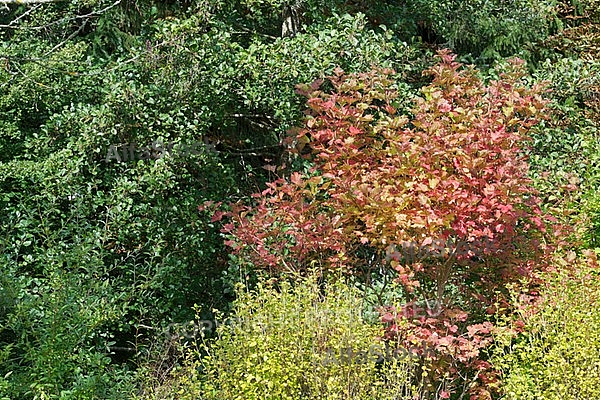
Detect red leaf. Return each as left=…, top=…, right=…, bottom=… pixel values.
left=211, top=211, right=224, bottom=222
left=348, top=126, right=362, bottom=135
left=290, top=172, right=303, bottom=186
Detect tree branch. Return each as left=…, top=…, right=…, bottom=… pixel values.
left=0, top=0, right=121, bottom=30
left=0, top=3, right=42, bottom=28
left=0, top=0, right=62, bottom=3
left=43, top=18, right=87, bottom=56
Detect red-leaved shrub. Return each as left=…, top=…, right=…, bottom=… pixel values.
left=203, top=50, right=558, bottom=398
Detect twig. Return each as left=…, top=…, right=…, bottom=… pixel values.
left=43, top=18, right=87, bottom=56
left=11, top=61, right=51, bottom=88
left=0, top=0, right=121, bottom=30
left=109, top=346, right=136, bottom=352
left=32, top=0, right=121, bottom=30
left=0, top=3, right=42, bottom=28
left=0, top=0, right=62, bottom=4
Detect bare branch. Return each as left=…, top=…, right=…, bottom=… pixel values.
left=0, top=3, right=42, bottom=28
left=10, top=61, right=51, bottom=88
left=43, top=18, right=87, bottom=56
left=31, top=0, right=121, bottom=30
left=0, top=0, right=62, bottom=3
left=0, top=0, right=120, bottom=30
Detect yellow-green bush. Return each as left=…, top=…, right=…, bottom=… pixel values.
left=203, top=275, right=427, bottom=400
left=492, top=253, right=600, bottom=400
left=141, top=273, right=425, bottom=400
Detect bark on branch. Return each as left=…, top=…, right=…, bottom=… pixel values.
left=281, top=0, right=303, bottom=38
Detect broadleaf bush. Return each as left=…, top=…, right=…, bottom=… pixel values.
left=491, top=251, right=600, bottom=399
left=207, top=50, right=560, bottom=398
left=143, top=274, right=426, bottom=400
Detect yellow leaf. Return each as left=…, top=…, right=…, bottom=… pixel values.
left=502, top=106, right=514, bottom=117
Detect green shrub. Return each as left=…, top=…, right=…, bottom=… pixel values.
left=407, top=0, right=558, bottom=61
left=582, top=187, right=600, bottom=251
left=545, top=0, right=600, bottom=59
left=0, top=3, right=426, bottom=397
left=491, top=253, right=600, bottom=399
left=525, top=58, right=600, bottom=242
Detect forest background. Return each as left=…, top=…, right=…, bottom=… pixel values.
left=1, top=1, right=599, bottom=399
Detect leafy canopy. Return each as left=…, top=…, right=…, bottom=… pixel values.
left=218, top=50, right=552, bottom=291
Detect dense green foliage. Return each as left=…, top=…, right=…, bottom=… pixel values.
left=0, top=2, right=420, bottom=398
left=0, top=0, right=599, bottom=399
left=407, top=0, right=559, bottom=61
